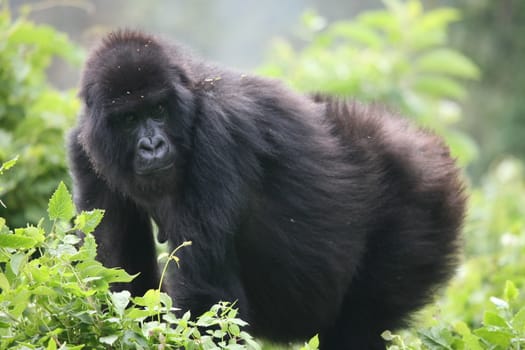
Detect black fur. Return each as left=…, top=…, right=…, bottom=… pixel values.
left=68, top=30, right=466, bottom=349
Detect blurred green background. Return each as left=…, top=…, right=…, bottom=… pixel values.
left=1, top=0, right=524, bottom=348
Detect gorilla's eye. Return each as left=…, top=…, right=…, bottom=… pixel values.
left=152, top=104, right=167, bottom=121
left=124, top=113, right=139, bottom=125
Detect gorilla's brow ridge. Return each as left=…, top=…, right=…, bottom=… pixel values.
left=102, top=88, right=172, bottom=115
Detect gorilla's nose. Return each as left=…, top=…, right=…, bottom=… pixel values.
left=137, top=135, right=168, bottom=160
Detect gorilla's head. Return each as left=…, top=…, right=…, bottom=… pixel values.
left=77, top=31, right=195, bottom=199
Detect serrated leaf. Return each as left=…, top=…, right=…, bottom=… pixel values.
left=23, top=226, right=45, bottom=244
left=72, top=234, right=98, bottom=261
left=483, top=311, right=507, bottom=327
left=126, top=308, right=157, bottom=320
left=10, top=253, right=25, bottom=275
left=0, top=233, right=36, bottom=249
left=419, top=327, right=454, bottom=350
left=48, top=182, right=75, bottom=221
left=111, top=290, right=131, bottom=317
left=99, top=334, right=119, bottom=345
left=134, top=289, right=161, bottom=309
left=416, top=49, right=480, bottom=79
left=381, top=330, right=395, bottom=341
left=474, top=328, right=512, bottom=348
left=62, top=234, right=81, bottom=245
left=307, top=334, right=319, bottom=348
left=454, top=321, right=483, bottom=350
left=511, top=307, right=525, bottom=331
left=74, top=209, right=104, bottom=234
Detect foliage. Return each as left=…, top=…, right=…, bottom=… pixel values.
left=384, top=281, right=525, bottom=350
left=0, top=4, right=82, bottom=226
left=452, top=1, right=525, bottom=178
left=0, top=180, right=263, bottom=349
left=0, top=1, right=524, bottom=349
left=258, top=1, right=525, bottom=349
left=378, top=157, right=525, bottom=350
left=259, top=0, right=480, bottom=166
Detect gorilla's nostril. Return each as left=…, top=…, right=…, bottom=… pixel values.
left=151, top=135, right=166, bottom=152
left=137, top=136, right=168, bottom=159
left=138, top=137, right=154, bottom=152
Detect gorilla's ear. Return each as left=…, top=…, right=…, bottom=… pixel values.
left=78, top=82, right=94, bottom=108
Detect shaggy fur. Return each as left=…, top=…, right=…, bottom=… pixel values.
left=68, top=30, right=466, bottom=349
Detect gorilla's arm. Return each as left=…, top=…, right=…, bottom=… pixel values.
left=68, top=128, right=159, bottom=296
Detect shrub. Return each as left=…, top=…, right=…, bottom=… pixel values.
left=0, top=5, right=82, bottom=226
left=259, top=0, right=480, bottom=166
left=0, top=178, right=262, bottom=349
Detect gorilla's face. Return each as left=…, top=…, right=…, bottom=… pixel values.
left=77, top=33, right=195, bottom=199
left=109, top=101, right=175, bottom=176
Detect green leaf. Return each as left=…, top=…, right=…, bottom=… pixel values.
left=483, top=311, right=507, bottom=327
left=72, top=233, right=98, bottom=261
left=46, top=338, right=57, bottom=350
left=0, top=233, right=36, bottom=249
left=419, top=327, right=454, bottom=350
left=74, top=209, right=104, bottom=234
left=63, top=234, right=81, bottom=245
left=511, top=307, right=525, bottom=332
left=307, top=334, right=320, bottom=349
left=381, top=330, right=395, bottom=341
left=48, top=181, right=75, bottom=221
left=412, top=75, right=466, bottom=99
left=454, top=322, right=483, bottom=350
left=125, top=308, right=158, bottom=320
left=474, top=328, right=512, bottom=349
left=111, top=290, right=131, bottom=317
left=358, top=11, right=397, bottom=32
left=0, top=273, right=10, bottom=291
left=23, top=226, right=45, bottom=244
left=229, top=323, right=241, bottom=337
left=0, top=218, right=6, bottom=234
left=328, top=22, right=383, bottom=48
left=134, top=289, right=161, bottom=309
left=10, top=252, right=25, bottom=275
left=0, top=156, right=18, bottom=174
left=100, top=334, right=119, bottom=345
left=444, top=130, right=479, bottom=166
left=420, top=8, right=460, bottom=30
left=32, top=286, right=57, bottom=296
left=415, top=49, right=480, bottom=79
left=503, top=280, right=519, bottom=302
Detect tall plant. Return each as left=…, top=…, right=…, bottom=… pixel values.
left=259, top=0, right=480, bottom=166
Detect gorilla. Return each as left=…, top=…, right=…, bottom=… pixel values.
left=68, top=30, right=465, bottom=349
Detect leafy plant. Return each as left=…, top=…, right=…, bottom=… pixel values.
left=384, top=281, right=525, bottom=350
left=0, top=4, right=82, bottom=226
left=259, top=0, right=480, bottom=166
left=0, top=181, right=263, bottom=349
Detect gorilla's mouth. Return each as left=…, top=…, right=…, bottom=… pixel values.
left=135, top=161, right=174, bottom=176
